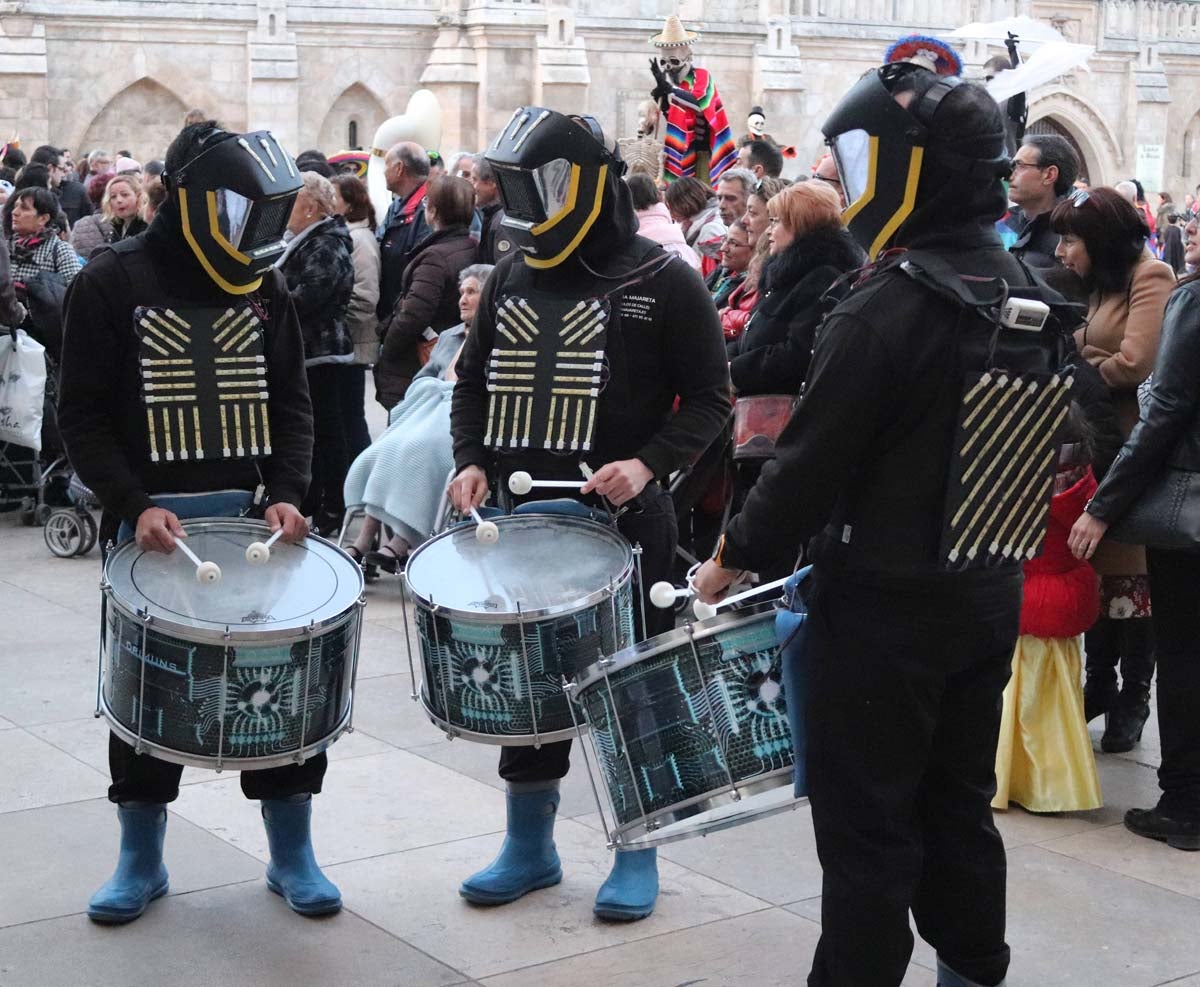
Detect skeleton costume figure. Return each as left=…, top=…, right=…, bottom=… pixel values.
left=58, top=122, right=342, bottom=924
left=694, top=65, right=1078, bottom=986
left=449, top=107, right=730, bottom=921
left=648, top=16, right=736, bottom=187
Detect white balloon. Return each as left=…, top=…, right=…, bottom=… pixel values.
left=366, top=89, right=444, bottom=225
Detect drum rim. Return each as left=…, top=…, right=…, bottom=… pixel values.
left=418, top=686, right=586, bottom=745
left=607, top=770, right=805, bottom=849
left=103, top=518, right=366, bottom=643
left=570, top=601, right=778, bottom=693
left=98, top=690, right=354, bottom=771
left=404, top=514, right=635, bottom=622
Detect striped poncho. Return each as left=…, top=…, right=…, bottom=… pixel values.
left=663, top=67, right=736, bottom=188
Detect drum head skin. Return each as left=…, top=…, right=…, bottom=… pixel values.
left=105, top=518, right=364, bottom=643
left=406, top=515, right=633, bottom=620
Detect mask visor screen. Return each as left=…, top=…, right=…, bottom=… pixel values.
left=831, top=130, right=873, bottom=210
left=241, top=195, right=295, bottom=251
left=532, top=159, right=575, bottom=220
left=495, top=169, right=547, bottom=224
left=214, top=189, right=254, bottom=249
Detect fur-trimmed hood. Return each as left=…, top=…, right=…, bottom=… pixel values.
left=761, top=226, right=864, bottom=299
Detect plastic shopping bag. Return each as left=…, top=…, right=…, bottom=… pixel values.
left=0, top=328, right=47, bottom=452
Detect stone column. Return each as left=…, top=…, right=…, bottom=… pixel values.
left=0, top=10, right=48, bottom=148
left=533, top=6, right=590, bottom=115
left=246, top=0, right=299, bottom=151
left=420, top=22, right=481, bottom=154
left=753, top=17, right=806, bottom=165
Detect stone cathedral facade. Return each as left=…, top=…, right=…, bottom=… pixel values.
left=1, top=0, right=1198, bottom=193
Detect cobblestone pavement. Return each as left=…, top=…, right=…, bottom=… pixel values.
left=1, top=493, right=1197, bottom=986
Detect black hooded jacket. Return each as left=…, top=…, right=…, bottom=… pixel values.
left=729, top=227, right=864, bottom=396
left=452, top=178, right=730, bottom=482
left=57, top=199, right=314, bottom=526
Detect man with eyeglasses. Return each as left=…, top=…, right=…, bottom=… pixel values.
left=1005, top=134, right=1078, bottom=271
left=30, top=143, right=92, bottom=227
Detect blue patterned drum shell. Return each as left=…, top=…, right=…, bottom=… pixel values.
left=100, top=519, right=365, bottom=770
left=405, top=515, right=636, bottom=745
left=571, top=603, right=797, bottom=845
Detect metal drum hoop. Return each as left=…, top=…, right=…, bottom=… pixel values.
left=404, top=514, right=635, bottom=624
left=98, top=518, right=365, bottom=771
left=102, top=519, right=365, bottom=645
left=567, top=601, right=804, bottom=849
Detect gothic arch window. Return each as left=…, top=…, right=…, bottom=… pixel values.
left=316, top=83, right=388, bottom=155
left=80, top=78, right=189, bottom=163
left=557, top=17, right=566, bottom=43
left=269, top=14, right=277, bottom=36
left=1183, top=116, right=1200, bottom=180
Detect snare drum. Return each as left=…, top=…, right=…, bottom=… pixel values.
left=98, top=518, right=365, bottom=770
left=568, top=603, right=801, bottom=848
left=404, top=514, right=636, bottom=746
left=732, top=394, right=795, bottom=461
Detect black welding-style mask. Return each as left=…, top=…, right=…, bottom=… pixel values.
left=485, top=108, right=627, bottom=270
left=823, top=64, right=1011, bottom=260
left=164, top=129, right=302, bottom=295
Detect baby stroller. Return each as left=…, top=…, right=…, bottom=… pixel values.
left=43, top=472, right=100, bottom=557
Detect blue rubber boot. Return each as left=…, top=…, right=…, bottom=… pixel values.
left=593, top=847, right=658, bottom=921
left=87, top=803, right=170, bottom=924
left=262, top=797, right=342, bottom=916
left=459, top=785, right=562, bottom=904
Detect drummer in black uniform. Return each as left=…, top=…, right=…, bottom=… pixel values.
left=696, top=67, right=1074, bottom=986
left=59, top=122, right=340, bottom=923
left=448, top=107, right=730, bottom=920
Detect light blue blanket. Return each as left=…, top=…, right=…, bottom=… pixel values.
left=343, top=375, right=454, bottom=547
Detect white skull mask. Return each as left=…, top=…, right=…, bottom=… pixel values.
left=658, top=44, right=693, bottom=84
left=747, top=112, right=766, bottom=136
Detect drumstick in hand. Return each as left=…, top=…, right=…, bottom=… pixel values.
left=245, top=528, right=285, bottom=565
left=174, top=538, right=222, bottom=584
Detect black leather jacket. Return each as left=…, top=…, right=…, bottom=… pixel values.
left=1088, top=278, right=1200, bottom=523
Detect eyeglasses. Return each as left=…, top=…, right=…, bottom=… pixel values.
left=722, top=239, right=749, bottom=249
left=1009, top=158, right=1045, bottom=173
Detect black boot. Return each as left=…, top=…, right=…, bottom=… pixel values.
left=1083, top=619, right=1120, bottom=724
left=1125, top=804, right=1200, bottom=851
left=1102, top=618, right=1154, bottom=754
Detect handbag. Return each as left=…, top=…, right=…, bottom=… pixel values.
left=1106, top=465, right=1200, bottom=550
left=0, top=327, right=47, bottom=452
left=417, top=336, right=437, bottom=366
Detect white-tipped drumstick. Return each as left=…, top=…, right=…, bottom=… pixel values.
left=507, top=471, right=585, bottom=496
left=245, top=528, right=285, bottom=565
left=470, top=507, right=500, bottom=544
left=692, top=574, right=792, bottom=620
left=175, top=538, right=222, bottom=584
left=649, top=580, right=691, bottom=610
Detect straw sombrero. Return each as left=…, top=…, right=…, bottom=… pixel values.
left=649, top=15, right=699, bottom=48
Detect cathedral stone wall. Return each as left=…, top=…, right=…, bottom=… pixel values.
left=2, top=0, right=1199, bottom=194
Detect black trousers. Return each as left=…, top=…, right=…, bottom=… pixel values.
left=498, top=487, right=678, bottom=784
left=301, top=363, right=350, bottom=521
left=1146, top=547, right=1200, bottom=813
left=805, top=568, right=1020, bottom=987
left=341, top=364, right=372, bottom=465
left=108, top=733, right=327, bottom=804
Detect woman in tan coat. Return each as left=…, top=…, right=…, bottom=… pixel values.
left=1052, top=186, right=1176, bottom=752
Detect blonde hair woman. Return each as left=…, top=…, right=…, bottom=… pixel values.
left=69, top=173, right=146, bottom=260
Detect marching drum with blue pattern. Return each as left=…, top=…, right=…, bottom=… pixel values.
left=568, top=603, right=802, bottom=849
left=404, top=514, right=636, bottom=746
left=99, top=518, right=365, bottom=770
